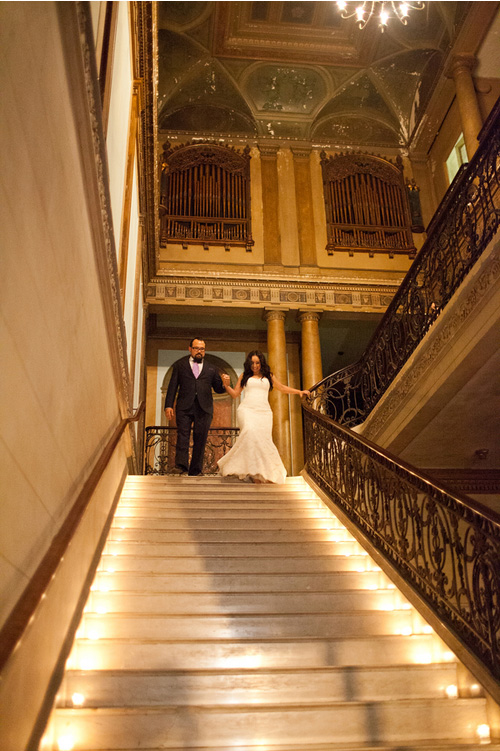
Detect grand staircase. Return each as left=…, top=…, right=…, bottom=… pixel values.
left=41, top=475, right=497, bottom=750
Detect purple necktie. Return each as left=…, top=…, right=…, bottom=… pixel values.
left=192, top=361, right=200, bottom=378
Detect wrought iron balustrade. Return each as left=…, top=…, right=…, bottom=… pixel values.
left=309, top=96, right=500, bottom=426
left=303, top=403, right=500, bottom=697
left=144, top=426, right=239, bottom=475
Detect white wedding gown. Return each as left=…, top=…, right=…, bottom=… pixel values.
left=217, top=377, right=287, bottom=484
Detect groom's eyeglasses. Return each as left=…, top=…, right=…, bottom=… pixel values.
left=192, top=347, right=205, bottom=352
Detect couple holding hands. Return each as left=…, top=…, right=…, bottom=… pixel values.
left=164, top=338, right=310, bottom=483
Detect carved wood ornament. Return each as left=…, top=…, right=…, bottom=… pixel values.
left=160, top=141, right=254, bottom=252
left=320, top=152, right=416, bottom=258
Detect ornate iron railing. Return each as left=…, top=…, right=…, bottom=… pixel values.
left=308, top=96, right=500, bottom=425
left=144, top=426, right=239, bottom=475
left=303, top=404, right=500, bottom=695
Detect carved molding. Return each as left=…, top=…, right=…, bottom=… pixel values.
left=147, top=276, right=397, bottom=312
left=76, top=3, right=131, bottom=414
left=362, top=243, right=500, bottom=439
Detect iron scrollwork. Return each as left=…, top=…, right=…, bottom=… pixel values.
left=309, top=97, right=500, bottom=427
left=144, top=426, right=239, bottom=475
left=303, top=404, right=500, bottom=684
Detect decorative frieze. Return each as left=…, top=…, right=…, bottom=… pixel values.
left=147, top=276, right=399, bottom=312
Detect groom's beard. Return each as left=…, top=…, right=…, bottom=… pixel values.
left=193, top=353, right=204, bottom=363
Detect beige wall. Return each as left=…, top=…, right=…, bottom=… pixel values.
left=0, top=4, right=133, bottom=746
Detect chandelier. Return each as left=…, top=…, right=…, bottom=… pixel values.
left=336, top=1, right=425, bottom=31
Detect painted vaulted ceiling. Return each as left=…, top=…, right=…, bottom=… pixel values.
left=157, top=1, right=472, bottom=149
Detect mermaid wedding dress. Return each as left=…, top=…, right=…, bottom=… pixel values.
left=217, top=376, right=287, bottom=484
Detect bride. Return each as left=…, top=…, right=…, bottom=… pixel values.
left=217, top=351, right=310, bottom=484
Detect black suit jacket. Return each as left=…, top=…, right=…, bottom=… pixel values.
left=164, top=356, right=225, bottom=415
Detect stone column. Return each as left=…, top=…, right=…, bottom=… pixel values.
left=297, top=310, right=323, bottom=389
left=264, top=308, right=292, bottom=474
left=447, top=55, right=482, bottom=161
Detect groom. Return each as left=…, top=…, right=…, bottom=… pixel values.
left=164, top=338, right=226, bottom=476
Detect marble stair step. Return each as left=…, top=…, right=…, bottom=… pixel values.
left=78, top=610, right=413, bottom=639
left=63, top=744, right=500, bottom=751
left=123, top=477, right=306, bottom=488
left=68, top=633, right=453, bottom=671
left=98, top=553, right=380, bottom=574
left=113, top=507, right=334, bottom=519
left=107, top=528, right=354, bottom=543
left=102, top=540, right=365, bottom=557
left=110, top=516, right=344, bottom=530
left=59, top=663, right=460, bottom=707
left=48, top=698, right=488, bottom=748
left=116, top=502, right=322, bottom=513
left=90, top=570, right=390, bottom=593
left=85, top=588, right=401, bottom=614
left=119, top=488, right=317, bottom=500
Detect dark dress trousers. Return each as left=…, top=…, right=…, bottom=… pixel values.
left=164, top=356, right=225, bottom=475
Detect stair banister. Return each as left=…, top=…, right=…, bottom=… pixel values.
left=302, top=401, right=500, bottom=703
left=307, top=95, right=500, bottom=427
left=0, top=401, right=145, bottom=676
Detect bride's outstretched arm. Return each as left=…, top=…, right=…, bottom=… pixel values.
left=272, top=375, right=310, bottom=398
left=221, top=373, right=243, bottom=398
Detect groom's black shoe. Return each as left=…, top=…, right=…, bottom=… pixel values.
left=171, top=466, right=188, bottom=475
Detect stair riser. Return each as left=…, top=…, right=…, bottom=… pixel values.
left=110, top=517, right=344, bottom=530
left=85, top=590, right=401, bottom=614
left=103, top=541, right=364, bottom=557
left=114, top=508, right=335, bottom=519
left=50, top=701, right=486, bottom=748
left=78, top=611, right=413, bottom=640
left=107, top=529, right=354, bottom=543
left=98, top=555, right=381, bottom=574
left=90, top=571, right=389, bottom=593
left=68, top=634, right=451, bottom=671
left=60, top=664, right=459, bottom=706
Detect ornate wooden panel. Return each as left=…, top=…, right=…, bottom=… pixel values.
left=160, top=141, right=254, bottom=251
left=321, top=152, right=416, bottom=257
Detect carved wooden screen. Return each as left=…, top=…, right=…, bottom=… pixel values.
left=160, top=141, right=254, bottom=251
left=320, top=152, right=416, bottom=258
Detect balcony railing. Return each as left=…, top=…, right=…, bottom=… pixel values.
left=303, top=403, right=500, bottom=699
left=308, top=96, right=500, bottom=426
left=144, top=427, right=239, bottom=475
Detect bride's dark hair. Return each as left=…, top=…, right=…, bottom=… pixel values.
left=241, top=350, right=273, bottom=391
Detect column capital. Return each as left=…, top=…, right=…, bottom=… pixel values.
left=446, top=54, right=477, bottom=80
left=258, top=143, right=280, bottom=159
left=297, top=309, right=323, bottom=324
left=263, top=308, right=288, bottom=323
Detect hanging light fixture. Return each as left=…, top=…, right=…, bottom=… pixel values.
left=336, top=1, right=425, bottom=31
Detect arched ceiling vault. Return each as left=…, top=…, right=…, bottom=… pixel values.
left=157, top=1, right=496, bottom=151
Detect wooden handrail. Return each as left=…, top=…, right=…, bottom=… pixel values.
left=0, top=402, right=145, bottom=674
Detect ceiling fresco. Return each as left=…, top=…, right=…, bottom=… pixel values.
left=157, top=1, right=473, bottom=148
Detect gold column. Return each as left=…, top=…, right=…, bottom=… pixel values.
left=264, top=308, right=292, bottom=474
left=447, top=55, right=482, bottom=161
left=297, top=310, right=323, bottom=389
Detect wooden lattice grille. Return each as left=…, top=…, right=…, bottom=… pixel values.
left=160, top=142, right=254, bottom=251
left=321, top=152, right=416, bottom=258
